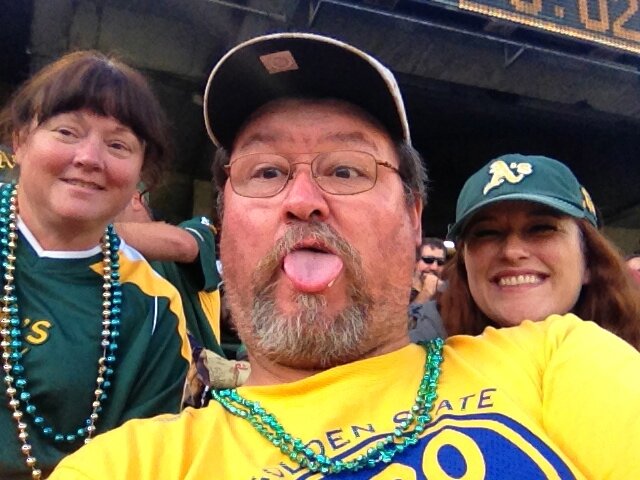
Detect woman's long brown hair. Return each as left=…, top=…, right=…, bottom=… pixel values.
left=439, top=219, right=640, bottom=350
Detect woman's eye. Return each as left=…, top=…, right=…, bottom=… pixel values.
left=55, top=127, right=77, bottom=137
left=108, top=141, right=130, bottom=152
left=470, top=228, right=500, bottom=239
left=529, top=223, right=557, bottom=234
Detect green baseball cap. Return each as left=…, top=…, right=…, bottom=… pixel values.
left=447, top=154, right=598, bottom=241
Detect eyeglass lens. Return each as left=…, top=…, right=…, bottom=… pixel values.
left=227, top=151, right=379, bottom=197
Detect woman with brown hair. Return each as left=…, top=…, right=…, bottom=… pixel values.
left=0, top=51, right=190, bottom=478
left=433, top=153, right=640, bottom=350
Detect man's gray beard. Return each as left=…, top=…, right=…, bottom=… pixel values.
left=248, top=221, right=373, bottom=369
left=251, top=283, right=370, bottom=369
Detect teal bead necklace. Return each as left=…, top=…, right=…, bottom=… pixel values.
left=212, top=338, right=444, bottom=475
left=0, top=183, right=122, bottom=479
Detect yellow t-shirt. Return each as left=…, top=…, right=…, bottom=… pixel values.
left=51, top=314, right=640, bottom=479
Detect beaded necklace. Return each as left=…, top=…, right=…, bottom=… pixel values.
left=212, top=337, right=444, bottom=475
left=0, top=183, right=122, bottom=479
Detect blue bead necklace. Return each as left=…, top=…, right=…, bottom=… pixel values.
left=212, top=338, right=444, bottom=475
left=0, top=183, right=122, bottom=479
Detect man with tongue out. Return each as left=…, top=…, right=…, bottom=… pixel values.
left=52, top=33, right=640, bottom=480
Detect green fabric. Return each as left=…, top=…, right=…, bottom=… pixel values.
left=1, top=230, right=189, bottom=479
left=151, top=216, right=224, bottom=356
left=448, top=154, right=598, bottom=240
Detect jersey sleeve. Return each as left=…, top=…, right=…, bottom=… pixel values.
left=118, top=295, right=190, bottom=421
left=178, top=216, right=221, bottom=292
left=109, top=247, right=192, bottom=421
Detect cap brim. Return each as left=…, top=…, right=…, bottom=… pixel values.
left=447, top=193, right=590, bottom=240
left=204, top=32, right=410, bottom=150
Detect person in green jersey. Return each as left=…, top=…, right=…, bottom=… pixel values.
left=0, top=50, right=190, bottom=479
left=51, top=33, right=640, bottom=480
left=115, top=191, right=251, bottom=405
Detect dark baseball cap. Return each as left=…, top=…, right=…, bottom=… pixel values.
left=448, top=154, right=598, bottom=240
left=203, top=32, right=410, bottom=150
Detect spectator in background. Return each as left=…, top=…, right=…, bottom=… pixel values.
left=115, top=190, right=224, bottom=353
left=115, top=191, right=250, bottom=403
left=0, top=50, right=190, bottom=478
left=410, top=236, right=446, bottom=303
left=625, top=252, right=640, bottom=285
left=437, top=153, right=640, bottom=351
left=408, top=237, right=447, bottom=341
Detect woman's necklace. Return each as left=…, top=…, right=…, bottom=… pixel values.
left=211, top=338, right=444, bottom=475
left=0, top=183, right=122, bottom=479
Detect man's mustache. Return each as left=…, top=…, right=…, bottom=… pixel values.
left=252, top=221, right=363, bottom=296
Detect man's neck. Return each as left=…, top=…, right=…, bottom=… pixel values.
left=243, top=335, right=411, bottom=386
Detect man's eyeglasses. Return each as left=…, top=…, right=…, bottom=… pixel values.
left=421, top=256, right=445, bottom=266
left=224, top=150, right=401, bottom=198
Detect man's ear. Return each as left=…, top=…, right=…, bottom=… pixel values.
left=409, top=193, right=423, bottom=249
left=130, top=194, right=146, bottom=212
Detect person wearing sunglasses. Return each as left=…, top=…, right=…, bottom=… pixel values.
left=411, top=237, right=447, bottom=303
left=409, top=237, right=448, bottom=342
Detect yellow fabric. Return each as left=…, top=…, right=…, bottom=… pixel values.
left=51, top=314, right=640, bottom=479
left=197, top=288, right=221, bottom=343
left=91, top=247, right=191, bottom=362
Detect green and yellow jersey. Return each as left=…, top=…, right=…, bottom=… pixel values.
left=1, top=220, right=190, bottom=478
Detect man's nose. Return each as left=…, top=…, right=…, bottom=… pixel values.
left=280, top=165, right=330, bottom=222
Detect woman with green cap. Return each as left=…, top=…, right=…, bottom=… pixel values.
left=413, top=153, right=640, bottom=351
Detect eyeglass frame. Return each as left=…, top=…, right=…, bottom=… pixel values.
left=223, top=150, right=402, bottom=198
left=421, top=256, right=445, bottom=266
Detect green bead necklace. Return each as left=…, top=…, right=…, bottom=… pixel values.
left=0, top=183, right=123, bottom=479
left=212, top=338, right=444, bottom=475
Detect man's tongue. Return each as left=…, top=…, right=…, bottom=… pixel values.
left=283, top=249, right=344, bottom=293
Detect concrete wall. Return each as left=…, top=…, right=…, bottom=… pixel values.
left=604, top=227, right=640, bottom=255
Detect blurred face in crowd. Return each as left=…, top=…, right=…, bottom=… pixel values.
left=627, top=256, right=640, bottom=286
left=462, top=201, right=589, bottom=327
left=220, top=99, right=421, bottom=370
left=627, top=256, right=640, bottom=273
left=416, top=244, right=446, bottom=277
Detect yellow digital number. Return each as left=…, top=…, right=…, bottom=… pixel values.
left=613, top=0, right=640, bottom=41
left=509, top=0, right=542, bottom=16
left=578, top=0, right=610, bottom=32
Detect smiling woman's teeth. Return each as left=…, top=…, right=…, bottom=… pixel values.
left=68, top=179, right=97, bottom=189
left=498, top=275, right=540, bottom=286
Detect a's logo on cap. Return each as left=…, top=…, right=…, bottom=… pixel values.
left=260, top=51, right=299, bottom=74
left=581, top=186, right=596, bottom=216
left=483, top=160, right=533, bottom=195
